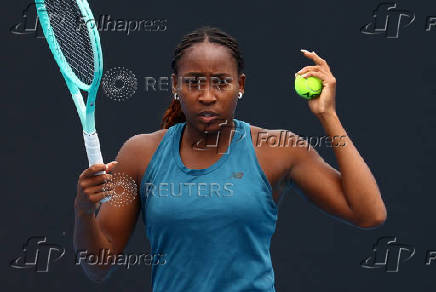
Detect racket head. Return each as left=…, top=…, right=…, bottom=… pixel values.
left=35, top=0, right=103, bottom=94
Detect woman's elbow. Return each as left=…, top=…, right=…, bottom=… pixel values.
left=82, top=264, right=115, bottom=283
left=356, top=210, right=387, bottom=230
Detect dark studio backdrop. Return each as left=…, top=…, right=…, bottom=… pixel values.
left=2, top=0, right=436, bottom=291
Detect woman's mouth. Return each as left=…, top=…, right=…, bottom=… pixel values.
left=198, top=111, right=218, bottom=123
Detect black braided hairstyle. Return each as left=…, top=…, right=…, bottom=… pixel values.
left=160, top=26, right=244, bottom=129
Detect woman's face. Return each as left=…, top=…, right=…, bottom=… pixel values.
left=172, top=41, right=245, bottom=133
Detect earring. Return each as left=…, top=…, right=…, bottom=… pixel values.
left=174, top=93, right=180, bottom=100
left=237, top=92, right=243, bottom=99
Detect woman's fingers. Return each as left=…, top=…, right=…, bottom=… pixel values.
left=106, top=161, right=119, bottom=173
left=80, top=184, right=114, bottom=204
left=298, top=70, right=336, bottom=85
left=79, top=163, right=107, bottom=178
left=78, top=161, right=119, bottom=179
left=83, top=182, right=114, bottom=196
left=79, top=173, right=113, bottom=189
left=297, top=65, right=323, bottom=75
left=300, top=49, right=331, bottom=71
left=75, top=163, right=119, bottom=215
left=74, top=190, right=111, bottom=213
left=88, top=191, right=113, bottom=204
left=298, top=70, right=327, bottom=81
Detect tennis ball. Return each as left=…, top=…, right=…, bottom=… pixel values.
left=294, top=74, right=323, bottom=99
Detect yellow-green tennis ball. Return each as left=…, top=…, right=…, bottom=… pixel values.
left=295, top=74, right=323, bottom=99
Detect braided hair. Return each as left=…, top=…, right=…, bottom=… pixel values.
left=160, top=26, right=245, bottom=129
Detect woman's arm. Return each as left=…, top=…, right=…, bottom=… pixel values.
left=282, top=49, right=386, bottom=228
left=285, top=115, right=386, bottom=228
left=73, top=162, right=123, bottom=282
left=73, top=133, right=155, bottom=282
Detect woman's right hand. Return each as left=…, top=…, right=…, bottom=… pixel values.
left=75, top=161, right=119, bottom=216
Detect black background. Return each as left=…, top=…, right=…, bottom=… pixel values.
left=2, top=0, right=436, bottom=291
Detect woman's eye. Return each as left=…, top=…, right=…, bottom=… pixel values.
left=182, top=77, right=232, bottom=90
left=213, top=78, right=231, bottom=86
left=184, top=77, right=198, bottom=84
left=184, top=77, right=207, bottom=86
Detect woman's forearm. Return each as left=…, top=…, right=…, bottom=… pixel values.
left=73, top=210, right=114, bottom=282
left=317, top=111, right=387, bottom=227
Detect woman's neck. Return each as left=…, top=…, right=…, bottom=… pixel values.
left=182, top=118, right=236, bottom=155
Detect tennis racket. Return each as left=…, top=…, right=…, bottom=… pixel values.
left=35, top=0, right=110, bottom=203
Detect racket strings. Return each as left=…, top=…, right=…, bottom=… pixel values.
left=44, top=0, right=95, bottom=86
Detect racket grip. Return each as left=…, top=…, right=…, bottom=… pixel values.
left=83, top=131, right=104, bottom=170
left=83, top=131, right=110, bottom=203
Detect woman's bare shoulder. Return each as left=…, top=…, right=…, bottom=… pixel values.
left=115, top=129, right=169, bottom=184
left=247, top=123, right=308, bottom=188
left=247, top=123, right=305, bottom=168
left=248, top=124, right=299, bottom=147
left=125, top=129, right=168, bottom=151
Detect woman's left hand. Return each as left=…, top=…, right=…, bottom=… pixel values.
left=296, top=50, right=337, bottom=117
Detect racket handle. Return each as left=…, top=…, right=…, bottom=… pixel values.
left=83, top=131, right=110, bottom=203
left=83, top=131, right=104, bottom=168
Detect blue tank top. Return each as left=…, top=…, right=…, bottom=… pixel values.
left=139, top=118, right=280, bottom=291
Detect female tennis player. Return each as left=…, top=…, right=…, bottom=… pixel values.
left=73, top=26, right=387, bottom=290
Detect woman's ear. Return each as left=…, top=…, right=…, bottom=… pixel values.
left=171, top=73, right=178, bottom=94
left=238, top=73, right=246, bottom=94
